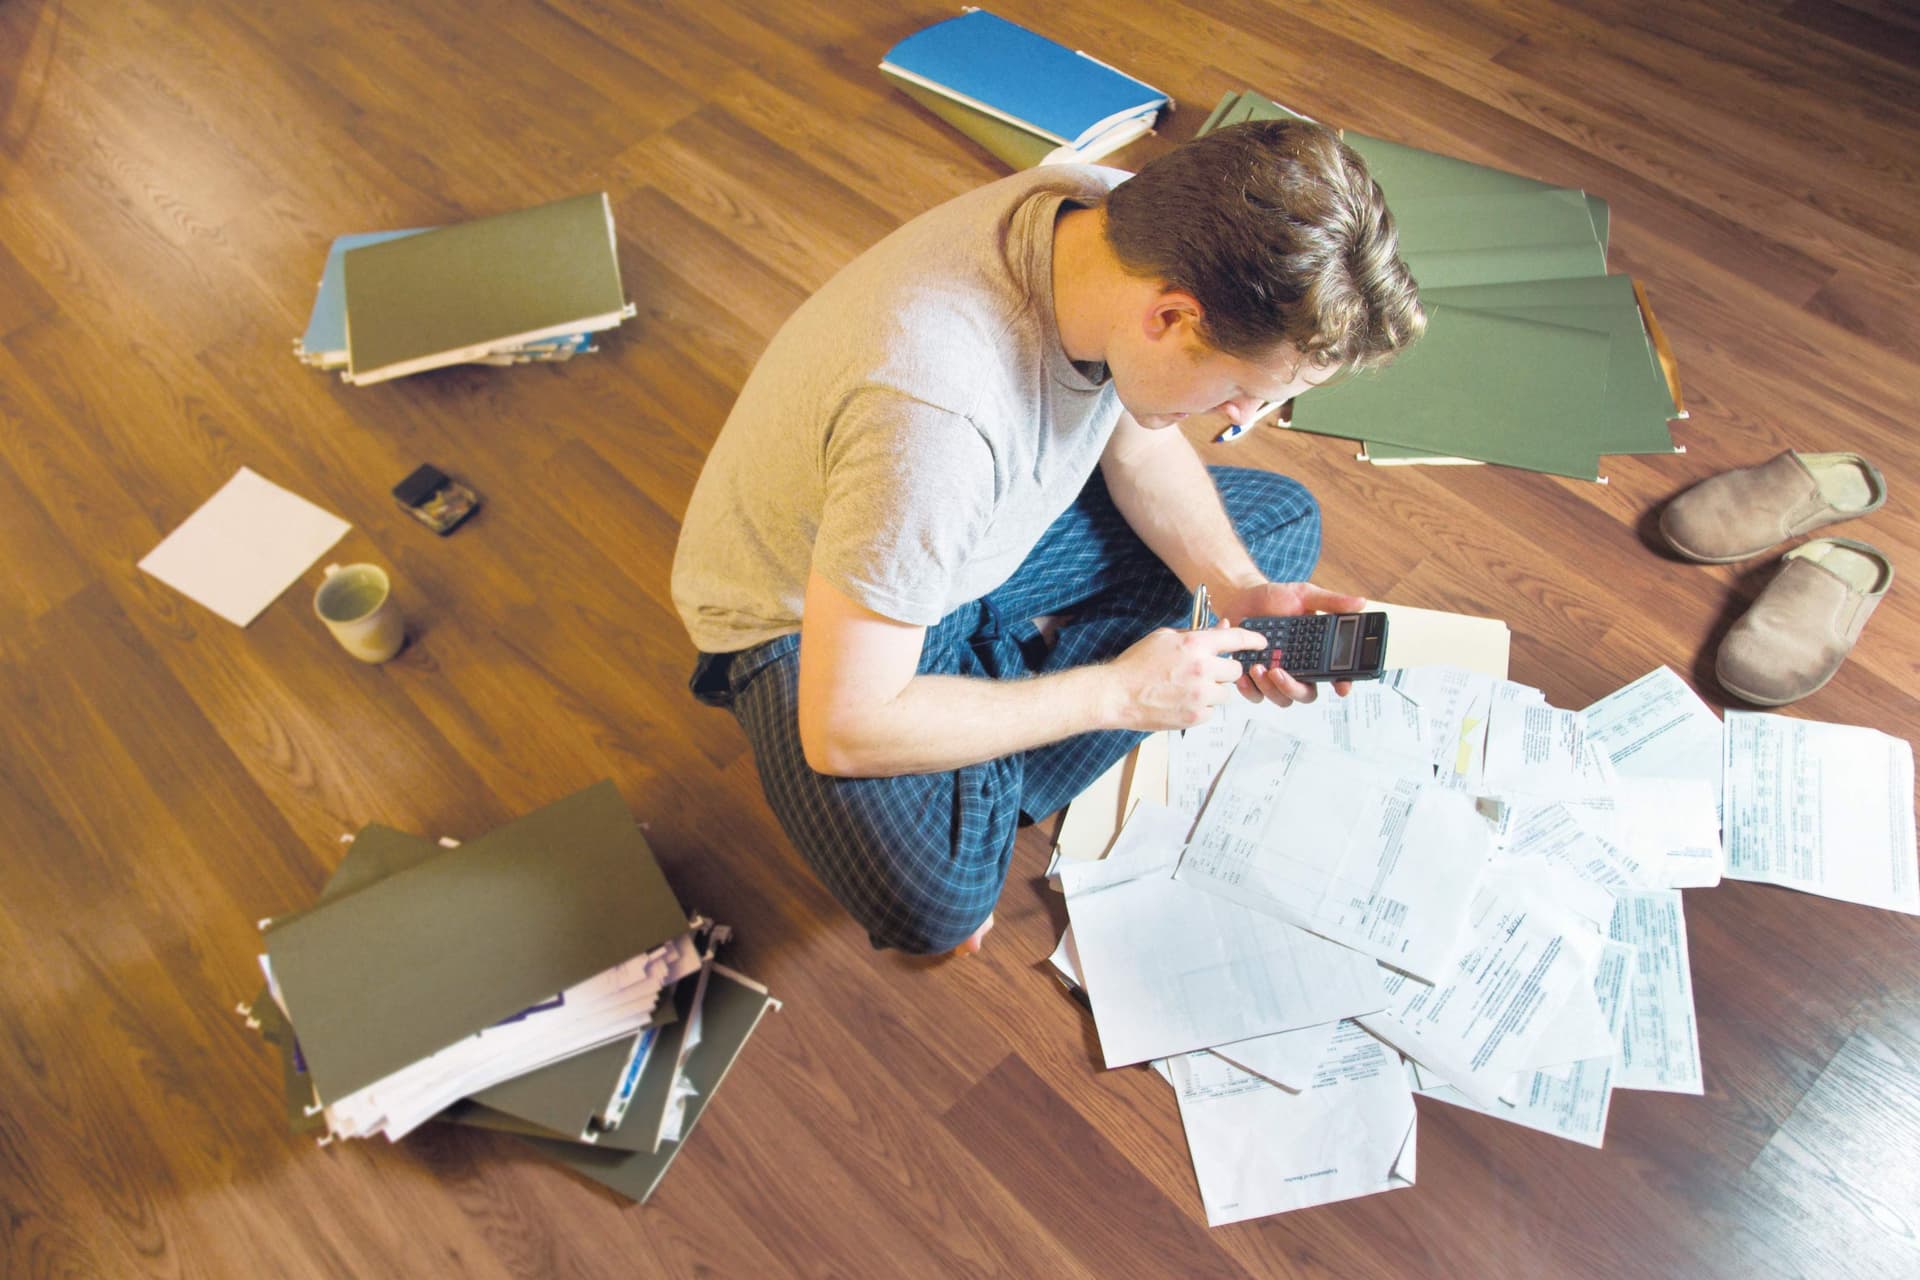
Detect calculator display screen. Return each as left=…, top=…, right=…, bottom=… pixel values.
left=1331, top=615, right=1360, bottom=669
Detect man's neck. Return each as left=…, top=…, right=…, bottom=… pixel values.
left=1051, top=205, right=1122, bottom=365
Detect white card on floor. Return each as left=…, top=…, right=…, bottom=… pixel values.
left=138, top=467, right=350, bottom=626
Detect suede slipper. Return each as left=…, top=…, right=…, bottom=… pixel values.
left=1716, top=537, right=1893, bottom=706
left=1660, top=450, right=1887, bottom=563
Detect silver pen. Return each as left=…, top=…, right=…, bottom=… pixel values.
left=1189, top=582, right=1214, bottom=631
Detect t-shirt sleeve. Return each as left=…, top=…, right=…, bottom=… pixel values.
left=811, top=386, right=996, bottom=625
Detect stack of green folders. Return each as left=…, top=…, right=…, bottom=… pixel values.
left=240, top=780, right=779, bottom=1205
left=1201, top=92, right=1687, bottom=482
left=293, top=192, right=635, bottom=386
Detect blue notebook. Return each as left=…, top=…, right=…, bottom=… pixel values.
left=296, top=228, right=431, bottom=368
left=880, top=10, right=1167, bottom=151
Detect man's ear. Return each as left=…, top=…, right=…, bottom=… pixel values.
left=1142, top=289, right=1205, bottom=341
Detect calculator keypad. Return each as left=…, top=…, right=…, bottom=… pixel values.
left=1234, top=615, right=1329, bottom=675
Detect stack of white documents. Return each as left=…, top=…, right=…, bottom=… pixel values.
left=1052, top=662, right=1916, bottom=1226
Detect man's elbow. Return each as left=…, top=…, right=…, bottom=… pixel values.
left=797, top=709, right=883, bottom=778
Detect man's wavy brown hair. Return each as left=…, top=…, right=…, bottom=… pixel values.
left=1101, top=119, right=1425, bottom=375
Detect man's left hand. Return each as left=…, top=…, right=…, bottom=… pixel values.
left=1207, top=581, right=1369, bottom=708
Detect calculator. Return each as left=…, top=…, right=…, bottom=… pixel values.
left=1232, top=611, right=1390, bottom=682
left=1189, top=585, right=1389, bottom=682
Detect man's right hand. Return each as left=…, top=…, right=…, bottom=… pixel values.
left=1106, top=623, right=1270, bottom=731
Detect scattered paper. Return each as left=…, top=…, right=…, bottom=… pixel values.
left=1612, top=777, right=1723, bottom=889
left=1609, top=890, right=1703, bottom=1094
left=1254, top=683, right=1433, bottom=776
left=1504, top=800, right=1642, bottom=892
left=1047, top=926, right=1083, bottom=989
left=1483, top=687, right=1614, bottom=797
left=1168, top=1021, right=1415, bottom=1224
left=1050, top=730, right=1172, bottom=872
left=1583, top=666, right=1724, bottom=822
left=1052, top=753, right=1130, bottom=866
left=1722, top=711, right=1918, bottom=915
left=1170, top=712, right=1240, bottom=821
left=1175, top=728, right=1490, bottom=981
left=1420, top=939, right=1635, bottom=1147
left=1060, top=802, right=1384, bottom=1068
left=1359, top=872, right=1597, bottom=1109
left=1209, top=1021, right=1342, bottom=1092
left=1042, top=659, right=1914, bottom=1227
left=138, top=467, right=350, bottom=626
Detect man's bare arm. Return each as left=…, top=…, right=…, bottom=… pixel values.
left=1099, top=410, right=1266, bottom=599
left=795, top=569, right=1261, bottom=777
left=1099, top=412, right=1365, bottom=705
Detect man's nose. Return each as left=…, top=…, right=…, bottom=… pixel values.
left=1220, top=396, right=1265, bottom=425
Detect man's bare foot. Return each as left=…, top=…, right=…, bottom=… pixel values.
left=951, top=912, right=996, bottom=957
left=1030, top=615, right=1068, bottom=651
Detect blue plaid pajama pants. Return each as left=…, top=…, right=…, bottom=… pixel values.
left=689, top=466, right=1322, bottom=954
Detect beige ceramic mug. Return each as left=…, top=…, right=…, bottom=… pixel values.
left=313, top=563, right=406, bottom=663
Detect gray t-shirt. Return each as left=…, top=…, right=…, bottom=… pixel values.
left=671, top=166, right=1125, bottom=654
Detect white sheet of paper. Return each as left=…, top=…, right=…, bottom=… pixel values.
left=1722, top=711, right=1919, bottom=915
left=1388, top=1102, right=1416, bottom=1186
left=1173, top=690, right=1430, bottom=817
left=1420, top=939, right=1635, bottom=1147
left=1175, top=729, right=1490, bottom=982
left=658, top=962, right=713, bottom=1145
left=1386, top=666, right=1496, bottom=777
left=1504, top=801, right=1644, bottom=890
left=1209, top=1020, right=1342, bottom=1092
left=1485, top=855, right=1617, bottom=933
left=1169, top=1021, right=1416, bottom=1224
left=1612, top=777, right=1723, bottom=889
left=1609, top=889, right=1704, bottom=1094
left=1060, top=802, right=1384, bottom=1068
left=1047, top=926, right=1083, bottom=989
left=1582, top=666, right=1724, bottom=823
left=1516, top=946, right=1618, bottom=1073
left=1249, top=684, right=1433, bottom=777
left=1483, top=687, right=1615, bottom=798
left=1170, top=709, right=1244, bottom=821
left=1552, top=792, right=1628, bottom=854
left=1386, top=669, right=1547, bottom=793
left=1359, top=872, right=1595, bottom=1108
left=138, top=467, right=351, bottom=626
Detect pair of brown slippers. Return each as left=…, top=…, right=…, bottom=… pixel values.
left=1659, top=451, right=1892, bottom=706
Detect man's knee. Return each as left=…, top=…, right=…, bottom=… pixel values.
left=749, top=750, right=1019, bottom=955
left=1212, top=468, right=1322, bottom=582
left=823, top=821, right=1008, bottom=954
left=866, top=884, right=997, bottom=955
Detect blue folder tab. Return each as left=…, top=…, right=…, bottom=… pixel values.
left=880, top=10, right=1167, bottom=150
left=296, top=228, right=431, bottom=367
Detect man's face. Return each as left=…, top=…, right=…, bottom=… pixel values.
left=1114, top=322, right=1330, bottom=431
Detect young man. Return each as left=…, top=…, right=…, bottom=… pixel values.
left=672, top=120, right=1423, bottom=956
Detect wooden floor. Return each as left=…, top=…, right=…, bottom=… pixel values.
left=3, top=0, right=1917, bottom=1275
